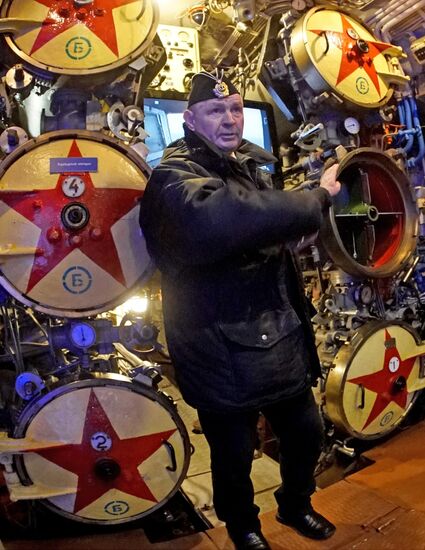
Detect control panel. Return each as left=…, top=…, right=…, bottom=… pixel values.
left=152, top=24, right=201, bottom=93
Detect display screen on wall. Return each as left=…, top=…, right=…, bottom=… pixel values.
left=143, top=98, right=279, bottom=174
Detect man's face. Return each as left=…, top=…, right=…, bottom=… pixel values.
left=183, top=94, right=244, bottom=153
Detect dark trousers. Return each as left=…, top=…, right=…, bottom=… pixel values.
left=197, top=388, right=323, bottom=537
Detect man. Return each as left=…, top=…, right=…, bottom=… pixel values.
left=139, top=70, right=340, bottom=550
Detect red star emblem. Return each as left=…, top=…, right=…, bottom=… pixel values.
left=0, top=140, right=141, bottom=292
left=30, top=389, right=177, bottom=513
left=29, top=0, right=137, bottom=56
left=348, top=329, right=419, bottom=430
left=310, top=13, right=393, bottom=94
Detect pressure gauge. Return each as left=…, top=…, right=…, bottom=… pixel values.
left=343, top=117, right=361, bottom=135
left=354, top=284, right=374, bottom=306
left=291, top=0, right=306, bottom=10
left=70, top=322, right=96, bottom=348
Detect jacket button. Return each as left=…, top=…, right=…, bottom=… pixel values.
left=261, top=334, right=268, bottom=341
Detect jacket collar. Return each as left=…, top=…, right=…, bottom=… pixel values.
left=181, top=125, right=277, bottom=174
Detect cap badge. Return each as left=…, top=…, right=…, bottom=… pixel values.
left=213, top=81, right=230, bottom=98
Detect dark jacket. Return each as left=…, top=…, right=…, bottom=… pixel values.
left=139, top=126, right=331, bottom=412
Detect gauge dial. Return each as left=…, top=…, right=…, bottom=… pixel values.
left=355, top=284, right=374, bottom=305
left=291, top=0, right=306, bottom=10
left=343, top=117, right=361, bottom=135
left=70, top=322, right=96, bottom=348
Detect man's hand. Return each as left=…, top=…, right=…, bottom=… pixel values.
left=320, top=163, right=341, bottom=197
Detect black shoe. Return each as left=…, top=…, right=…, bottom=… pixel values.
left=276, top=508, right=336, bottom=540
left=230, top=530, right=271, bottom=550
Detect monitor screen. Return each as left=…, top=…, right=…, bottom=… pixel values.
left=143, top=97, right=279, bottom=174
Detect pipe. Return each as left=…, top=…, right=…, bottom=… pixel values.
left=407, top=96, right=425, bottom=168
left=397, top=101, right=405, bottom=127
left=402, top=97, right=415, bottom=154
left=373, top=0, right=421, bottom=39
left=397, top=100, right=405, bottom=147
left=374, top=0, right=418, bottom=38
left=365, top=1, right=397, bottom=27
left=379, top=2, right=425, bottom=43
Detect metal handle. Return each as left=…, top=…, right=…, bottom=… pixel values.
left=356, top=384, right=365, bottom=409
left=162, top=440, right=177, bottom=472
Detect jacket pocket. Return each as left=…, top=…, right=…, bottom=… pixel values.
left=218, top=307, right=301, bottom=349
